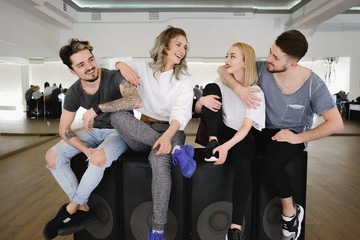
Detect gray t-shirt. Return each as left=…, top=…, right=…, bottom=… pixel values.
left=64, top=68, right=125, bottom=129
left=257, top=62, right=336, bottom=133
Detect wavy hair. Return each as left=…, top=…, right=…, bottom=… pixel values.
left=232, top=42, right=258, bottom=86
left=149, top=26, right=189, bottom=80
left=59, top=39, right=93, bottom=69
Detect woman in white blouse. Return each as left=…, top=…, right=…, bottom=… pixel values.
left=195, top=42, right=265, bottom=240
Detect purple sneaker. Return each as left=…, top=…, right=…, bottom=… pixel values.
left=172, top=144, right=196, bottom=178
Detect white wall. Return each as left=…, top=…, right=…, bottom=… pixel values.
left=30, top=62, right=78, bottom=91
left=0, top=61, right=77, bottom=110
left=59, top=14, right=287, bottom=59
left=0, top=64, right=22, bottom=110
left=187, top=62, right=221, bottom=88
left=349, top=57, right=360, bottom=101
left=0, top=1, right=60, bottom=58
left=328, top=57, right=350, bottom=95
left=1, top=8, right=360, bottom=109
left=301, top=57, right=350, bottom=95
left=58, top=14, right=360, bottom=59
left=0, top=56, right=353, bottom=109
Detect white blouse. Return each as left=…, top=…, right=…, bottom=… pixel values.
left=215, top=78, right=265, bottom=131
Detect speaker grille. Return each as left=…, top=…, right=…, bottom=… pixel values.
left=86, top=194, right=113, bottom=239
left=130, top=201, right=178, bottom=240
left=197, top=201, right=232, bottom=240
left=262, top=197, right=282, bottom=239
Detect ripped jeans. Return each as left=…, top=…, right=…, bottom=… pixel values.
left=47, top=128, right=128, bottom=205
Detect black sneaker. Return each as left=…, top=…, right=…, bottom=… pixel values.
left=281, top=204, right=304, bottom=240
left=43, top=203, right=71, bottom=240
left=225, top=228, right=245, bottom=240
left=204, top=139, right=220, bottom=162
left=58, top=209, right=98, bottom=236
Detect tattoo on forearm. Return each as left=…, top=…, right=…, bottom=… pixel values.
left=100, top=81, right=142, bottom=112
left=65, top=131, right=77, bottom=140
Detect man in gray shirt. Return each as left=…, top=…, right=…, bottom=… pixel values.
left=218, top=30, right=343, bottom=240
left=43, top=39, right=142, bottom=240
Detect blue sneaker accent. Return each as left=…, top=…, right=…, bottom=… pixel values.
left=183, top=144, right=194, bottom=157
left=148, top=229, right=165, bottom=240
left=172, top=144, right=196, bottom=178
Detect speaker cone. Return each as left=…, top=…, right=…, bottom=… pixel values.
left=130, top=201, right=178, bottom=240
left=86, top=194, right=114, bottom=239
left=197, top=201, right=232, bottom=240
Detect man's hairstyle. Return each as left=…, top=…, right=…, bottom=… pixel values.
left=149, top=25, right=189, bottom=80
left=275, top=30, right=308, bottom=61
left=59, top=39, right=93, bottom=69
left=232, top=42, right=258, bottom=87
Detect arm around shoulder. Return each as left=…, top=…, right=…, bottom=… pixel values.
left=99, top=58, right=122, bottom=70
left=100, top=58, right=140, bottom=86
left=218, top=65, right=261, bottom=108
left=99, top=80, right=142, bottom=112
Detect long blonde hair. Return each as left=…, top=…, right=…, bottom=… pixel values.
left=149, top=26, right=189, bottom=80
left=232, top=42, right=258, bottom=86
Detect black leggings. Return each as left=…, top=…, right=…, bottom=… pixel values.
left=254, top=128, right=305, bottom=198
left=202, top=83, right=256, bottom=225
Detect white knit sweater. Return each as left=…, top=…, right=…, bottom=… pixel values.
left=101, top=59, right=194, bottom=130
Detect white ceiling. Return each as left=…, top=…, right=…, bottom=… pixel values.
left=64, top=0, right=309, bottom=12
left=64, top=0, right=360, bottom=12
left=1, top=0, right=360, bottom=62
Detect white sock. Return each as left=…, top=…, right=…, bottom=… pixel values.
left=171, top=145, right=181, bottom=154
left=282, top=214, right=295, bottom=221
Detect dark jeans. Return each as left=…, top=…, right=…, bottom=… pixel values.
left=201, top=83, right=256, bottom=226
left=254, top=128, right=305, bottom=198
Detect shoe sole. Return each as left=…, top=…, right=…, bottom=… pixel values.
left=204, top=156, right=218, bottom=162
left=43, top=203, right=69, bottom=240
left=283, top=205, right=304, bottom=240
left=58, top=217, right=98, bottom=236
left=295, top=205, right=304, bottom=240
left=43, top=221, right=56, bottom=240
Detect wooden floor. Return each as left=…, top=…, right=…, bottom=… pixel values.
left=0, top=111, right=359, bottom=240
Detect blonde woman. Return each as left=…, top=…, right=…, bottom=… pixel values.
left=102, top=26, right=195, bottom=240
left=195, top=42, right=265, bottom=240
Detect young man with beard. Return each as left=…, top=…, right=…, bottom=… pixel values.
left=218, top=30, right=343, bottom=240
left=43, top=39, right=142, bottom=240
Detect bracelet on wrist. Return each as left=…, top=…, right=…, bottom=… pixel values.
left=93, top=104, right=103, bottom=115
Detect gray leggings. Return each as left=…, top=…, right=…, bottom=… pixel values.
left=110, top=111, right=185, bottom=231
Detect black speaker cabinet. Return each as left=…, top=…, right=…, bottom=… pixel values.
left=71, top=153, right=122, bottom=240
left=255, top=151, right=308, bottom=240
left=121, top=151, right=187, bottom=240
left=188, top=148, right=255, bottom=240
